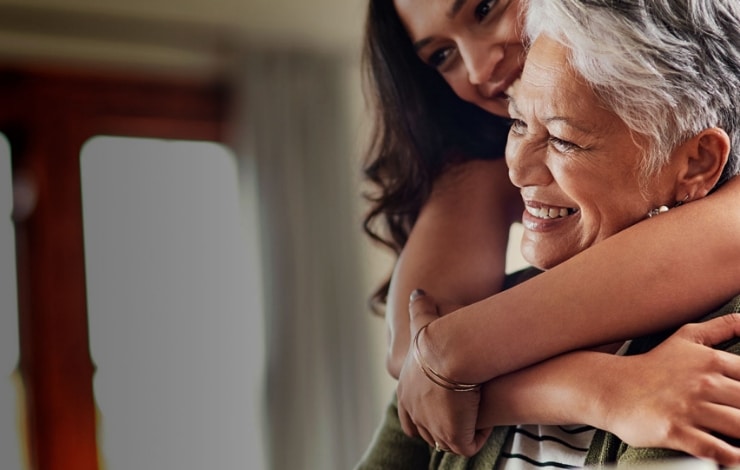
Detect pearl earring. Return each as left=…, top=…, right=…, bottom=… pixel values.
left=647, top=195, right=690, bottom=218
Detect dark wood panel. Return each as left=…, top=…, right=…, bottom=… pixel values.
left=1, top=66, right=230, bottom=470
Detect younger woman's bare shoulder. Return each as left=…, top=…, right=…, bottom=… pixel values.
left=436, top=158, right=509, bottom=188
left=427, top=158, right=520, bottom=223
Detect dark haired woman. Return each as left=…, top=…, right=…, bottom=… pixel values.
left=361, top=0, right=740, bottom=463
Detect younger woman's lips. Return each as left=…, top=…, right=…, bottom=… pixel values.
left=488, top=66, right=524, bottom=98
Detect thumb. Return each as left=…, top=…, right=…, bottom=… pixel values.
left=409, top=289, right=441, bottom=333
left=684, top=313, right=740, bottom=346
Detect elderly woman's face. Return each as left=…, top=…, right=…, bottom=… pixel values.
left=505, top=35, right=680, bottom=270
left=394, top=0, right=526, bottom=118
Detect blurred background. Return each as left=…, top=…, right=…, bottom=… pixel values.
left=0, top=0, right=399, bottom=469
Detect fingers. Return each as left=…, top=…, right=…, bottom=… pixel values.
left=696, top=402, right=740, bottom=442
left=397, top=400, right=419, bottom=439
left=445, top=427, right=492, bottom=457
left=669, top=426, right=740, bottom=467
left=707, top=368, right=740, bottom=401
left=398, top=391, right=445, bottom=452
left=399, top=402, right=452, bottom=454
left=679, top=313, right=740, bottom=346
left=408, top=289, right=440, bottom=332
left=417, top=425, right=435, bottom=449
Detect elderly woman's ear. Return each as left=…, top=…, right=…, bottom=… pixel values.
left=673, top=128, right=731, bottom=201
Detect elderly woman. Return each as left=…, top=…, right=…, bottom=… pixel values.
left=358, top=0, right=740, bottom=468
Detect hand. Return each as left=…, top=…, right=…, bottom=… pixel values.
left=603, top=313, right=740, bottom=466
left=396, top=290, right=492, bottom=456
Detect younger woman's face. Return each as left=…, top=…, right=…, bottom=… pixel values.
left=394, top=0, right=525, bottom=117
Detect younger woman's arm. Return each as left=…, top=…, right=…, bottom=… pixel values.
left=389, top=175, right=740, bottom=463
left=384, top=157, right=521, bottom=378
left=398, top=295, right=740, bottom=466
left=482, top=317, right=740, bottom=464
left=420, top=175, right=740, bottom=384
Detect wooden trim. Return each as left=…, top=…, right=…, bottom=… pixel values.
left=2, top=66, right=230, bottom=470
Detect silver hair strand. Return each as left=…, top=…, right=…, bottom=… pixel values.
left=524, top=0, right=740, bottom=188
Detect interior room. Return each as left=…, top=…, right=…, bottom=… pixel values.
left=0, top=0, right=399, bottom=468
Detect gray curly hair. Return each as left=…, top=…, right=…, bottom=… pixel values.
left=524, top=0, right=740, bottom=187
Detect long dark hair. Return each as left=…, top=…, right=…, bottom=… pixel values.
left=362, top=0, right=511, bottom=314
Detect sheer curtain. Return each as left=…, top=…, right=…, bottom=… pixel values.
left=232, top=48, right=393, bottom=470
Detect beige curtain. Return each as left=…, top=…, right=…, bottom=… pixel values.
left=232, top=48, right=393, bottom=470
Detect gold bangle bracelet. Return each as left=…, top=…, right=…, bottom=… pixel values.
left=412, top=324, right=480, bottom=392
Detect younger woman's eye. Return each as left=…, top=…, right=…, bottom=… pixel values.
left=427, top=48, right=454, bottom=69
left=548, top=136, right=580, bottom=153
left=475, top=0, right=499, bottom=21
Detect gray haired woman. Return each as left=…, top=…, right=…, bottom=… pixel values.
left=358, top=0, right=740, bottom=468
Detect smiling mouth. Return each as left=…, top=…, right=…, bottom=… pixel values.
left=525, top=204, right=578, bottom=220
left=489, top=67, right=524, bottom=99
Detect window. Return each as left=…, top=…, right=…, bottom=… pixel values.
left=81, top=136, right=265, bottom=469
left=0, top=67, right=243, bottom=470
left=0, top=134, right=24, bottom=470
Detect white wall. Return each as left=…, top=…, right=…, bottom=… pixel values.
left=0, top=0, right=367, bottom=73
left=0, top=0, right=366, bottom=51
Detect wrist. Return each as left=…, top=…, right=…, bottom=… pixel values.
left=415, top=323, right=481, bottom=392
left=424, top=314, right=492, bottom=385
left=588, top=354, right=628, bottom=432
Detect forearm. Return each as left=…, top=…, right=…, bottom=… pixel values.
left=475, top=315, right=740, bottom=466
left=476, top=350, right=617, bottom=428
left=427, top=176, right=740, bottom=383
left=385, top=159, right=520, bottom=378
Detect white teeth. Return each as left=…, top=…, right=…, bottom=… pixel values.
left=526, top=205, right=574, bottom=220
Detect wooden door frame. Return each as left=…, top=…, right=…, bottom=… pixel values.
left=0, top=66, right=231, bottom=470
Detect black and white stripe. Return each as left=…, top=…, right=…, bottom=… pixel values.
left=497, top=343, right=631, bottom=469
left=497, top=424, right=595, bottom=469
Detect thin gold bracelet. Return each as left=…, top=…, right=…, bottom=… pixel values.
left=412, top=324, right=481, bottom=392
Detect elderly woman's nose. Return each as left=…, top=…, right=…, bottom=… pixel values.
left=507, top=141, right=549, bottom=188
left=459, top=41, right=503, bottom=85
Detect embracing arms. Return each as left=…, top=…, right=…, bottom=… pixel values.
left=383, top=160, right=740, bottom=463
left=398, top=295, right=740, bottom=464
left=406, top=174, right=740, bottom=384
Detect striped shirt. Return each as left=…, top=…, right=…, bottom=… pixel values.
left=496, top=424, right=595, bottom=469
left=497, top=341, right=632, bottom=469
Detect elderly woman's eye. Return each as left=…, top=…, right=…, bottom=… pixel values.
left=509, top=118, right=527, bottom=135
left=548, top=136, right=579, bottom=153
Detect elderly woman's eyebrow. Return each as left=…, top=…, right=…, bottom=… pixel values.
left=542, top=116, right=592, bottom=134
left=508, top=92, right=594, bottom=134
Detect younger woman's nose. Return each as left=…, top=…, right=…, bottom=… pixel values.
left=459, top=41, right=504, bottom=86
